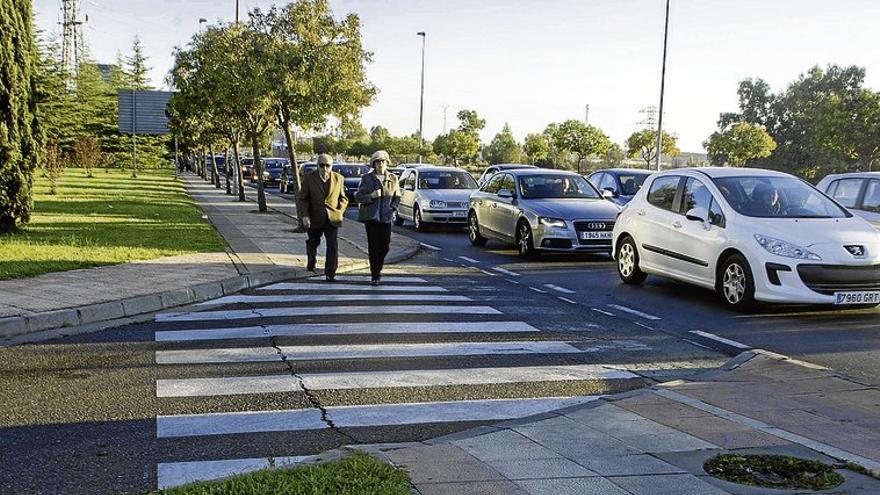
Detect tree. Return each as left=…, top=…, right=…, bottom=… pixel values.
left=1, top=0, right=41, bottom=232
left=71, top=136, right=102, bottom=177
left=434, top=130, right=478, bottom=166
left=44, top=143, right=64, bottom=194
left=602, top=143, right=625, bottom=167
left=549, top=120, right=611, bottom=174
left=523, top=133, right=549, bottom=165
left=125, top=35, right=153, bottom=90
left=257, top=0, right=374, bottom=194
left=457, top=109, right=486, bottom=134
left=485, top=124, right=522, bottom=164
left=625, top=129, right=680, bottom=169
left=704, top=122, right=777, bottom=167
left=815, top=89, right=880, bottom=171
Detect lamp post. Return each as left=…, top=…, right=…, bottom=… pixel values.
left=417, top=31, right=426, bottom=163
left=198, top=17, right=207, bottom=32
left=654, top=0, right=670, bottom=172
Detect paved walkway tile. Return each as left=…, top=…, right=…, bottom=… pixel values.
left=484, top=458, right=597, bottom=480
left=454, top=430, right=563, bottom=462
left=609, top=473, right=732, bottom=495
left=515, top=476, right=632, bottom=495
left=575, top=454, right=686, bottom=477
left=417, top=480, right=529, bottom=495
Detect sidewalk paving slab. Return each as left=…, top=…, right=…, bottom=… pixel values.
left=0, top=173, right=420, bottom=343
left=350, top=350, right=880, bottom=495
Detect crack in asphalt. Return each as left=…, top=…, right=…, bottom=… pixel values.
left=269, top=335, right=358, bottom=443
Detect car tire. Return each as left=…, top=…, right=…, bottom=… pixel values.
left=414, top=206, right=427, bottom=232
left=392, top=209, right=404, bottom=227
left=718, top=253, right=756, bottom=312
left=516, top=221, right=537, bottom=259
left=616, top=236, right=647, bottom=284
left=468, top=211, right=487, bottom=246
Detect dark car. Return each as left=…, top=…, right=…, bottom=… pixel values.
left=586, top=168, right=653, bottom=206
left=261, top=158, right=289, bottom=187
left=241, top=158, right=257, bottom=180
left=333, top=163, right=370, bottom=204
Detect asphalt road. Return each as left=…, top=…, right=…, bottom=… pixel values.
left=372, top=207, right=880, bottom=387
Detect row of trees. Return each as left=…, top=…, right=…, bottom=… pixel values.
left=168, top=0, right=374, bottom=212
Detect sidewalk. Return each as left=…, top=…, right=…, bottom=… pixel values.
left=356, top=351, right=880, bottom=494
left=0, top=173, right=420, bottom=342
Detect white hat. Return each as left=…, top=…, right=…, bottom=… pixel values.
left=370, top=150, right=390, bottom=164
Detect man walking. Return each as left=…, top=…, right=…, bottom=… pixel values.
left=297, top=154, right=348, bottom=282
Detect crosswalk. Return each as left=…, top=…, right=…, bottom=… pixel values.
left=150, top=271, right=643, bottom=489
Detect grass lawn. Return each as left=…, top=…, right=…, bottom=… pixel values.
left=152, top=452, right=412, bottom=495
left=0, top=168, right=227, bottom=280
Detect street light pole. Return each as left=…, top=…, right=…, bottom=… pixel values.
left=235, top=0, right=239, bottom=23
left=198, top=17, right=207, bottom=32
left=654, top=0, right=670, bottom=172
left=417, top=32, right=426, bottom=163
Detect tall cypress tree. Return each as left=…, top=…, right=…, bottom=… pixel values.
left=0, top=0, right=42, bottom=232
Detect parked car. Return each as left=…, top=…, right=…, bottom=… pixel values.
left=468, top=169, right=620, bottom=257
left=613, top=167, right=880, bottom=310
left=260, top=158, right=289, bottom=187
left=240, top=158, right=256, bottom=180
left=394, top=166, right=478, bottom=230
left=334, top=163, right=371, bottom=204
left=817, top=172, right=880, bottom=229
left=279, top=164, right=296, bottom=193
left=587, top=168, right=653, bottom=206
left=476, top=164, right=538, bottom=187
left=300, top=161, right=318, bottom=177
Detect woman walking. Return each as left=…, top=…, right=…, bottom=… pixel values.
left=356, top=150, right=401, bottom=286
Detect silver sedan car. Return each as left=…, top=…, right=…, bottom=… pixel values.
left=468, top=169, right=621, bottom=257
left=394, top=166, right=478, bottom=231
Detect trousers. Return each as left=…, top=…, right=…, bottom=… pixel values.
left=306, top=223, right=339, bottom=276
left=364, top=221, right=392, bottom=278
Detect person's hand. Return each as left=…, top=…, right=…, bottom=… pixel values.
left=370, top=189, right=382, bottom=199
left=301, top=217, right=311, bottom=229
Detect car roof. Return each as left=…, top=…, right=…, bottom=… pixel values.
left=399, top=163, right=430, bottom=168
left=659, top=167, right=796, bottom=179
left=408, top=166, right=468, bottom=172
left=507, top=169, right=583, bottom=177
left=820, top=172, right=880, bottom=181
left=491, top=164, right=538, bottom=170
left=591, top=168, right=654, bottom=176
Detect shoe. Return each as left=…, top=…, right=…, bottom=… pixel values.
left=371, top=278, right=379, bottom=286
left=326, top=275, right=336, bottom=282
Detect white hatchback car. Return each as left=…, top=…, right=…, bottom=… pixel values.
left=612, top=168, right=880, bottom=310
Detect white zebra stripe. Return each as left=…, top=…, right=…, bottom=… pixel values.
left=156, top=305, right=501, bottom=322
left=196, top=294, right=472, bottom=306
left=256, top=282, right=447, bottom=292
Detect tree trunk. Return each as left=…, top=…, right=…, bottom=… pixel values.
left=199, top=150, right=206, bottom=179
left=278, top=110, right=301, bottom=195
left=233, top=140, right=245, bottom=202
left=251, top=133, right=268, bottom=213
left=224, top=148, right=232, bottom=195
left=210, top=147, right=222, bottom=188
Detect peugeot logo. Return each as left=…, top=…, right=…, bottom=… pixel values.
left=845, top=245, right=866, bottom=257
left=587, top=222, right=606, bottom=230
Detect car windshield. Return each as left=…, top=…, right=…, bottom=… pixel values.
left=266, top=162, right=284, bottom=170
left=419, top=171, right=478, bottom=190
left=617, top=173, right=651, bottom=195
left=334, top=165, right=369, bottom=177
left=519, top=174, right=601, bottom=199
left=713, top=176, right=850, bottom=219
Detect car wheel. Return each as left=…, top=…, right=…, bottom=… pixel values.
left=719, top=253, right=756, bottom=312
left=517, top=221, right=536, bottom=258
left=392, top=209, right=404, bottom=227
left=414, top=206, right=427, bottom=232
left=468, top=211, right=487, bottom=246
left=616, top=236, right=647, bottom=284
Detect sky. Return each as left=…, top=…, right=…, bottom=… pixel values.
left=34, top=0, right=880, bottom=152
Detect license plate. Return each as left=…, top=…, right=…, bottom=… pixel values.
left=579, top=231, right=612, bottom=240
left=453, top=210, right=467, bottom=217
left=834, top=291, right=880, bottom=305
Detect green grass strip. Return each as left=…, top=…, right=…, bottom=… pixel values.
left=0, top=168, right=227, bottom=280
left=151, top=452, right=411, bottom=495
left=704, top=453, right=844, bottom=490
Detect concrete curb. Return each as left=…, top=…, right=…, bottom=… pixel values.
left=0, top=239, right=421, bottom=346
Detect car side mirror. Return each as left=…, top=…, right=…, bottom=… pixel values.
left=602, top=189, right=615, bottom=200
left=685, top=207, right=709, bottom=224
left=497, top=188, right=514, bottom=199
left=404, top=183, right=415, bottom=191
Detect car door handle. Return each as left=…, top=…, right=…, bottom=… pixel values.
left=637, top=210, right=646, bottom=216
left=672, top=221, right=682, bottom=229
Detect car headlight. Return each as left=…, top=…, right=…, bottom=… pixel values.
left=538, top=217, right=567, bottom=228
left=429, top=200, right=447, bottom=209
left=754, top=234, right=822, bottom=261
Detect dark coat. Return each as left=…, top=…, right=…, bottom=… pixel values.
left=297, top=170, right=348, bottom=228
left=356, top=171, right=401, bottom=223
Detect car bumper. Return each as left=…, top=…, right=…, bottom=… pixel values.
left=422, top=209, right=469, bottom=224
left=752, top=253, right=880, bottom=304
left=533, top=221, right=614, bottom=253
